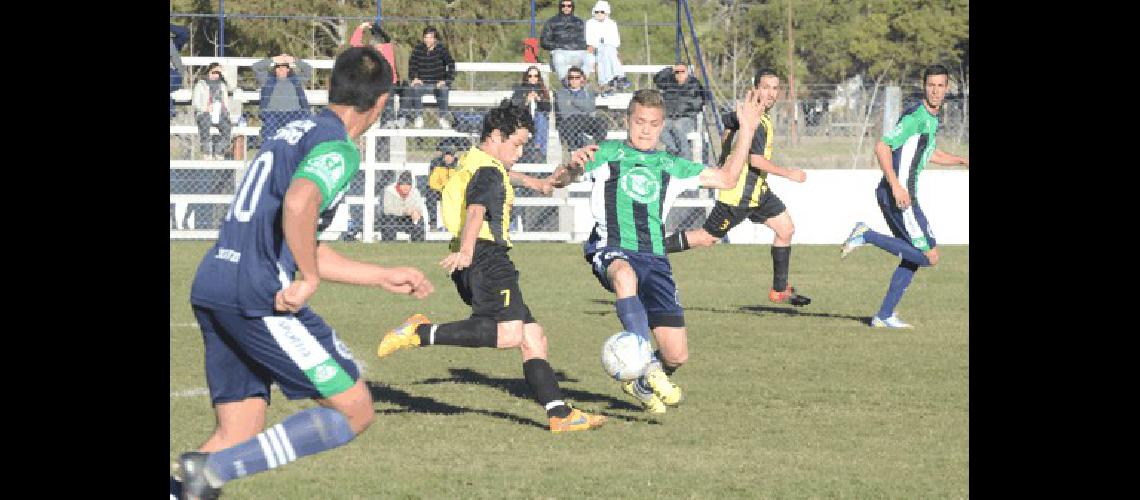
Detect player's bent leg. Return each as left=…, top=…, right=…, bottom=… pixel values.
left=199, top=398, right=268, bottom=452
left=517, top=321, right=548, bottom=360
left=645, top=326, right=686, bottom=406
left=765, top=212, right=811, bottom=306
left=606, top=259, right=639, bottom=298
left=316, top=378, right=375, bottom=434
left=765, top=211, right=795, bottom=247
left=512, top=321, right=606, bottom=432
left=925, top=247, right=940, bottom=266
left=183, top=382, right=370, bottom=499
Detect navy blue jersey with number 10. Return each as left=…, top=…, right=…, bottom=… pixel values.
left=191, top=109, right=361, bottom=317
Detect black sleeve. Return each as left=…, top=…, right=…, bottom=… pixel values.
left=466, top=167, right=504, bottom=210
left=653, top=67, right=671, bottom=87
left=540, top=20, right=555, bottom=50
left=441, top=45, right=456, bottom=83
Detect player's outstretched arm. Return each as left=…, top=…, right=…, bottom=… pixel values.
left=700, top=89, right=762, bottom=189
left=440, top=204, right=485, bottom=274
left=548, top=144, right=598, bottom=188
left=277, top=178, right=323, bottom=313
left=748, top=155, right=807, bottom=183
left=316, top=245, right=434, bottom=298
left=508, top=170, right=555, bottom=195
left=930, top=149, right=969, bottom=168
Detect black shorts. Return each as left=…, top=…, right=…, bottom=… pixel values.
left=451, top=240, right=536, bottom=323
left=701, top=193, right=787, bottom=238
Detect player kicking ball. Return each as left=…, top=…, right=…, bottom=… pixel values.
left=561, top=88, right=764, bottom=413
left=375, top=99, right=606, bottom=433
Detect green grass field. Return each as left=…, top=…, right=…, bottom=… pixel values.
left=170, top=241, right=968, bottom=498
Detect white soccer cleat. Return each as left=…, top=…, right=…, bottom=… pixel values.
left=871, top=314, right=914, bottom=329
left=841, top=221, right=870, bottom=259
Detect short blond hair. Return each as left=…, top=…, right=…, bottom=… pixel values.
left=627, top=89, right=665, bottom=115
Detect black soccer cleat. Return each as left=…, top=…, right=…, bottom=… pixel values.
left=178, top=452, right=222, bottom=500
left=769, top=286, right=812, bottom=307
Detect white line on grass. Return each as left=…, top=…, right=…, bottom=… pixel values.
left=170, top=323, right=199, bottom=328
left=170, top=388, right=209, bottom=398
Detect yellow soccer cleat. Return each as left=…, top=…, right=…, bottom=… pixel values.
left=377, top=314, right=430, bottom=359
left=622, top=380, right=666, bottom=414
left=645, top=368, right=684, bottom=406
left=549, top=407, right=607, bottom=433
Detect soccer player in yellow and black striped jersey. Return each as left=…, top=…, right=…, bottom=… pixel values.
left=374, top=99, right=606, bottom=433
left=662, top=68, right=812, bottom=306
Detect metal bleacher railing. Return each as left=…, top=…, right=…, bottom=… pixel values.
left=170, top=57, right=716, bottom=243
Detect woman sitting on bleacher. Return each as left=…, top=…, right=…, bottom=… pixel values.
left=191, top=62, right=237, bottom=160
left=511, top=66, right=551, bottom=163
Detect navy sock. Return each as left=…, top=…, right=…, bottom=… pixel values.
left=205, top=407, right=356, bottom=486
left=877, top=261, right=919, bottom=319
left=771, top=246, right=791, bottom=291
left=523, top=358, right=570, bottom=418
left=615, top=297, right=651, bottom=340
left=863, top=230, right=930, bottom=266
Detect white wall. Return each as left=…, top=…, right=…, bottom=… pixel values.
left=725, top=169, right=969, bottom=244
left=569, top=170, right=969, bottom=245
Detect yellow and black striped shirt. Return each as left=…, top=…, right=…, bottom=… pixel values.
left=440, top=146, right=515, bottom=251
left=717, top=112, right=773, bottom=208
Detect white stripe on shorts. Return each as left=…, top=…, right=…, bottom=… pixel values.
left=262, top=316, right=334, bottom=371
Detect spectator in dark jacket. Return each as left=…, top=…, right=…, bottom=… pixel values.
left=170, top=24, right=190, bottom=118
left=555, top=66, right=608, bottom=152
left=653, top=63, right=705, bottom=160
left=540, top=0, right=590, bottom=82
left=511, top=66, right=552, bottom=162
left=404, top=26, right=456, bottom=129
left=252, top=54, right=313, bottom=142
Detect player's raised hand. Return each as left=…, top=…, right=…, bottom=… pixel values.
left=440, top=251, right=473, bottom=274
left=378, top=267, right=435, bottom=298
left=275, top=279, right=318, bottom=313
left=735, top=89, right=763, bottom=131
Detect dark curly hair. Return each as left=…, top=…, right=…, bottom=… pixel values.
left=480, top=98, right=535, bottom=142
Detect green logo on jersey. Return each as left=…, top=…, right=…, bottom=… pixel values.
left=619, top=166, right=660, bottom=204
left=302, top=152, right=347, bottom=188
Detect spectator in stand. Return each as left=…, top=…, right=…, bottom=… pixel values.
left=427, top=146, right=459, bottom=228
left=511, top=66, right=552, bottom=162
left=380, top=171, right=426, bottom=241
left=555, top=66, right=609, bottom=152
left=349, top=21, right=400, bottom=126
left=653, top=63, right=705, bottom=160
left=404, top=27, right=456, bottom=129
left=192, top=63, right=239, bottom=160
left=252, top=53, right=313, bottom=142
left=584, top=1, right=630, bottom=96
left=170, top=23, right=190, bottom=118
left=540, top=0, right=590, bottom=83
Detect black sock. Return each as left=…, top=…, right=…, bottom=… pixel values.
left=523, top=359, right=570, bottom=418
left=420, top=317, right=498, bottom=347
left=772, top=246, right=791, bottom=291
left=654, top=350, right=680, bottom=376
left=664, top=231, right=690, bottom=254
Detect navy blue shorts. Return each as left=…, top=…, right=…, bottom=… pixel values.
left=192, top=305, right=360, bottom=406
left=584, top=243, right=685, bottom=328
left=876, top=185, right=937, bottom=251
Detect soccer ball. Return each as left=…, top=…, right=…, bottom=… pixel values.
left=601, top=331, right=652, bottom=381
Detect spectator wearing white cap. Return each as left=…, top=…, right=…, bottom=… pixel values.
left=584, top=1, right=630, bottom=96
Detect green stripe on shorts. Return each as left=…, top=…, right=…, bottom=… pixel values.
left=305, top=358, right=354, bottom=397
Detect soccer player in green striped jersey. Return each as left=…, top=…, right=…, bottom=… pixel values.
left=571, top=88, right=764, bottom=413
left=840, top=64, right=969, bottom=328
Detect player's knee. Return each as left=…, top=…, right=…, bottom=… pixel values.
left=313, top=406, right=364, bottom=445
left=520, top=322, right=548, bottom=358
left=660, top=349, right=688, bottom=368
left=608, top=263, right=638, bottom=294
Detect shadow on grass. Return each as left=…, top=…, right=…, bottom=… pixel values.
left=693, top=304, right=872, bottom=325
left=368, top=368, right=661, bottom=427
left=588, top=299, right=871, bottom=326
